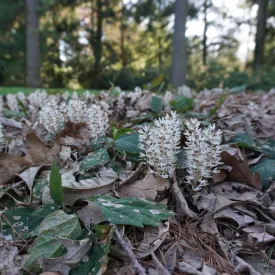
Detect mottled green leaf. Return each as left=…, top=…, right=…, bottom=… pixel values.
left=91, top=196, right=175, bottom=227
left=170, top=95, right=194, bottom=113
left=230, top=133, right=257, bottom=149
left=114, top=132, right=140, bottom=154
left=2, top=204, right=59, bottom=240
left=24, top=210, right=81, bottom=273
left=70, top=225, right=113, bottom=275
left=150, top=96, right=162, bottom=114
left=251, top=158, right=275, bottom=189
left=80, top=148, right=109, bottom=172
left=112, top=127, right=134, bottom=140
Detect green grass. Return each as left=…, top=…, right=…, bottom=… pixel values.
left=0, top=87, right=99, bottom=96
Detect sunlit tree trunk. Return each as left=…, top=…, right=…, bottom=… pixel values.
left=254, top=0, right=268, bottom=73
left=172, top=0, right=188, bottom=87
left=26, top=0, right=40, bottom=87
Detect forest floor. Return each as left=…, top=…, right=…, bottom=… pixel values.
left=1, top=87, right=275, bottom=275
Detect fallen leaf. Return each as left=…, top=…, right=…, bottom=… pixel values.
left=63, top=167, right=117, bottom=205
left=42, top=237, right=93, bottom=275
left=0, top=242, right=24, bottom=275
left=76, top=202, right=106, bottom=227
left=0, top=153, right=33, bottom=185
left=221, top=151, right=262, bottom=190
left=212, top=170, right=227, bottom=183
left=243, top=225, right=275, bottom=244
left=25, top=132, right=61, bottom=164
left=0, top=117, right=22, bottom=129
left=118, top=173, right=169, bottom=200
left=18, top=165, right=43, bottom=202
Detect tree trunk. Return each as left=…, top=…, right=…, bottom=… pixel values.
left=253, top=0, right=268, bottom=73
left=91, top=0, right=104, bottom=88
left=171, top=0, right=188, bottom=87
left=202, top=0, right=210, bottom=66
left=26, top=0, right=40, bottom=87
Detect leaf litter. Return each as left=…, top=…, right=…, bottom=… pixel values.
left=1, top=88, right=275, bottom=274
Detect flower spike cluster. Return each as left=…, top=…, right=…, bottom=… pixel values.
left=138, top=111, right=181, bottom=178
left=39, top=101, right=65, bottom=134
left=0, top=123, right=4, bottom=144
left=88, top=104, right=109, bottom=139
left=66, top=99, right=89, bottom=123
left=184, top=118, right=223, bottom=191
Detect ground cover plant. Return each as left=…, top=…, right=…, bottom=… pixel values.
left=1, top=86, right=275, bottom=274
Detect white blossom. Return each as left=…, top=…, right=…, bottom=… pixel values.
left=27, top=89, right=48, bottom=107
left=59, top=146, right=72, bottom=162
left=6, top=94, right=19, bottom=112
left=66, top=99, right=89, bottom=123
left=164, top=91, right=173, bottom=104
left=39, top=101, right=65, bottom=133
left=61, top=91, right=70, bottom=101
left=184, top=118, right=223, bottom=191
left=138, top=111, right=181, bottom=178
left=0, top=123, right=4, bottom=144
left=88, top=104, right=109, bottom=139
left=71, top=91, right=79, bottom=100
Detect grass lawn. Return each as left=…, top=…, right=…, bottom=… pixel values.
left=0, top=86, right=99, bottom=96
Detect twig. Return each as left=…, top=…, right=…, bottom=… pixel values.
left=172, top=175, right=196, bottom=218
left=113, top=225, right=146, bottom=275
left=118, top=163, right=143, bottom=188
left=151, top=252, right=170, bottom=275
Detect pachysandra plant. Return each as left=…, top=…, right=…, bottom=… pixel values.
left=27, top=89, right=48, bottom=108
left=59, top=146, right=72, bottom=162
left=0, top=123, right=4, bottom=144
left=138, top=111, right=181, bottom=178
left=184, top=118, right=223, bottom=191
left=88, top=104, right=109, bottom=139
left=6, top=94, right=19, bottom=112
left=66, top=99, right=89, bottom=123
left=39, top=101, right=65, bottom=134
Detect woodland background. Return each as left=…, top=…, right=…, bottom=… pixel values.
left=0, top=0, right=274, bottom=91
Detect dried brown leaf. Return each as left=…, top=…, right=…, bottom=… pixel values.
left=0, top=153, right=33, bottom=185
left=118, top=173, right=169, bottom=200
left=25, top=132, right=61, bottom=164
left=76, top=202, right=105, bottom=227
left=221, top=151, right=262, bottom=190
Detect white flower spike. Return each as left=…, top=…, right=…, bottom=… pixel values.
left=0, top=123, right=4, bottom=144
left=88, top=104, right=109, bottom=139
left=138, top=111, right=181, bottom=178
left=184, top=118, right=223, bottom=191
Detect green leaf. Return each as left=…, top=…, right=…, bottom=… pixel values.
left=230, top=133, right=257, bottom=149
left=170, top=95, right=194, bottom=113
left=144, top=74, right=164, bottom=90
left=24, top=210, right=81, bottom=273
left=112, top=127, right=134, bottom=140
left=17, top=98, right=28, bottom=117
left=70, top=225, right=113, bottom=275
left=209, top=94, right=227, bottom=116
left=251, top=158, right=275, bottom=189
left=90, top=136, right=113, bottom=150
left=114, top=132, right=140, bottom=154
left=50, top=162, right=63, bottom=205
left=91, top=196, right=175, bottom=227
left=2, top=204, right=60, bottom=240
left=80, top=148, right=109, bottom=172
left=150, top=96, right=163, bottom=114
left=257, top=138, right=275, bottom=158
